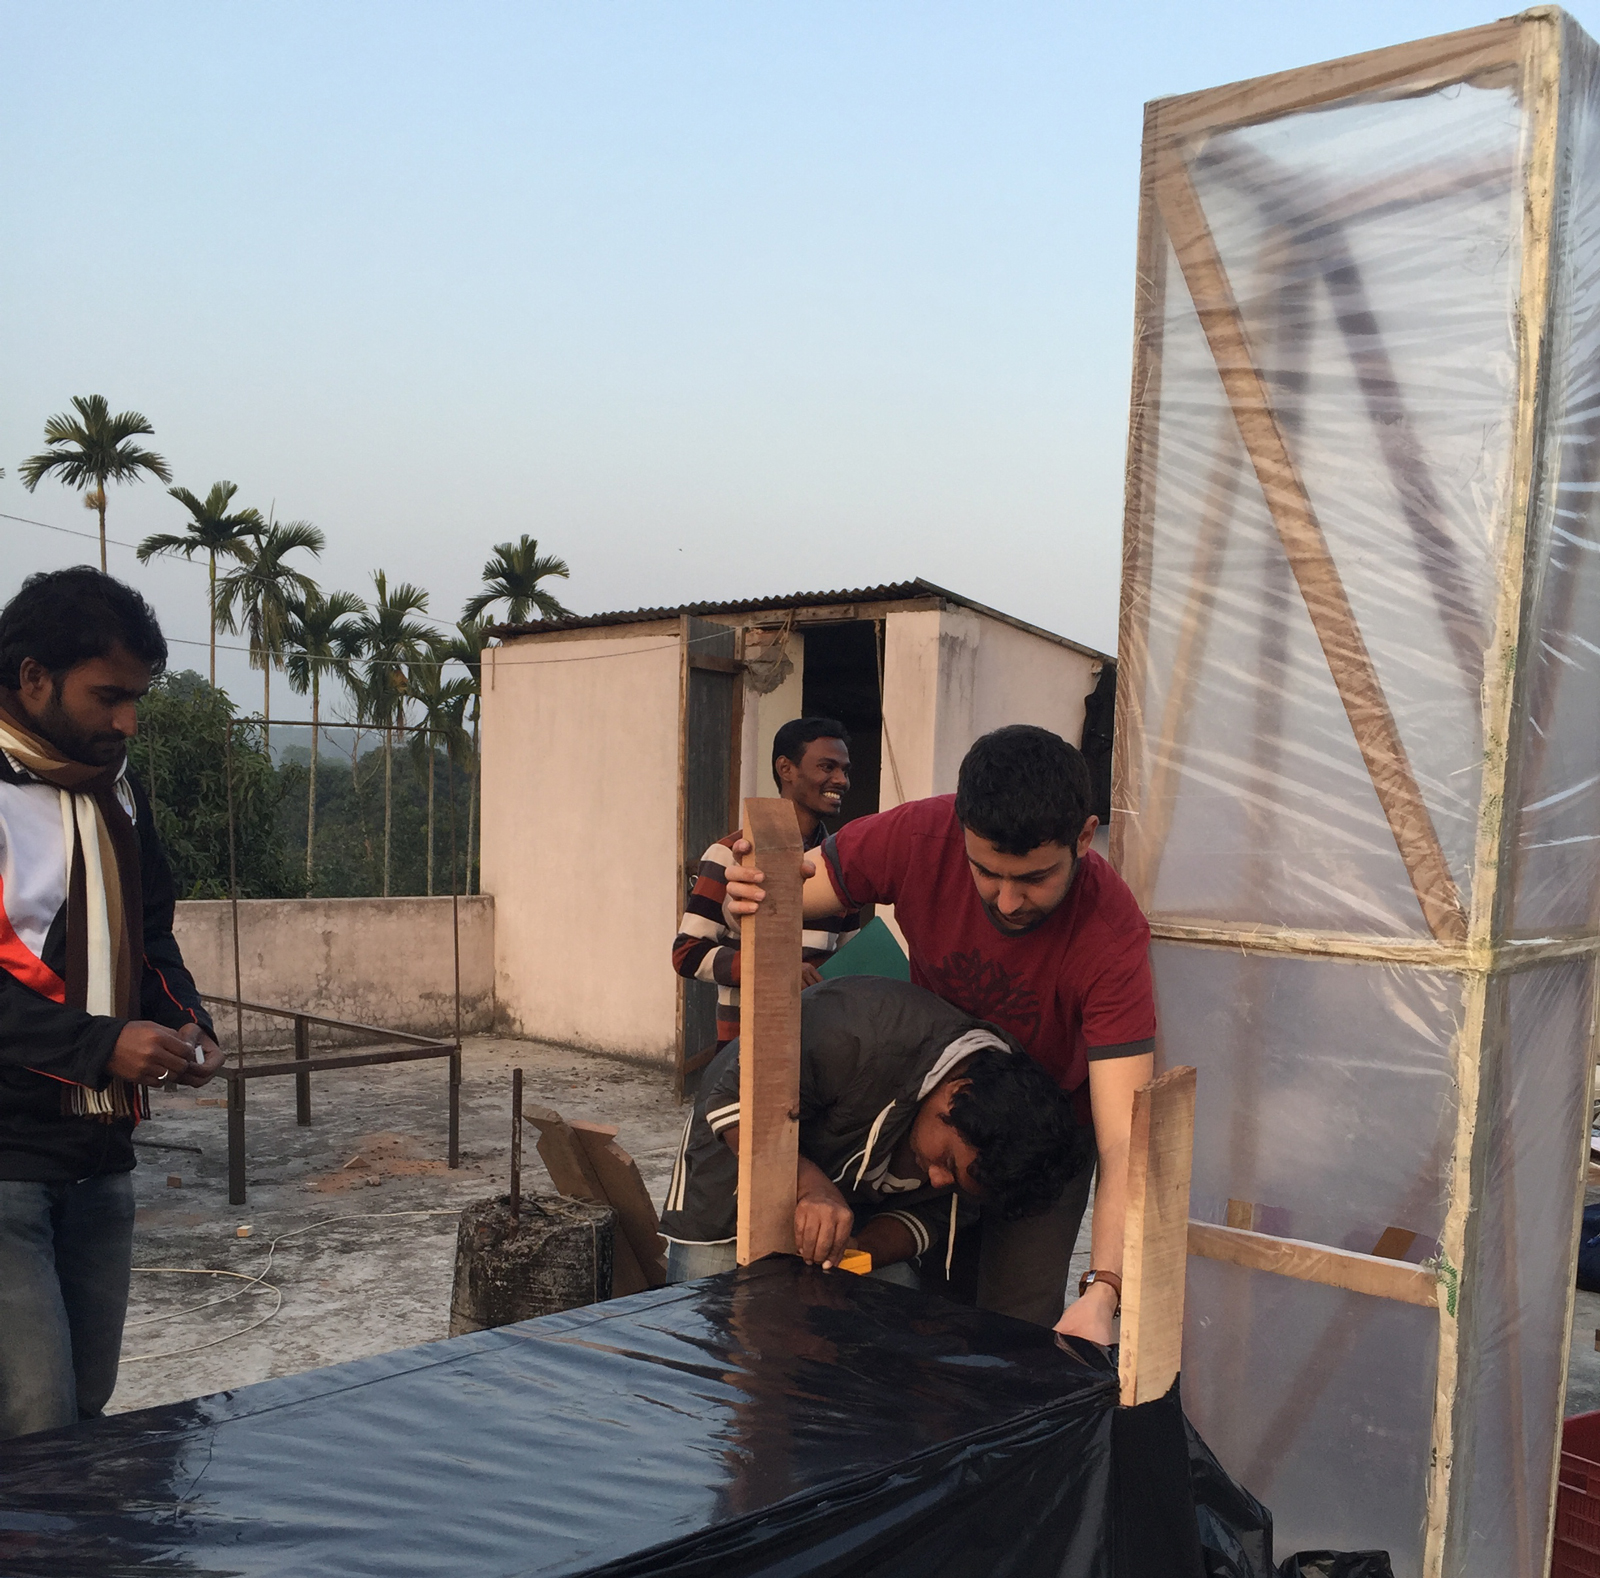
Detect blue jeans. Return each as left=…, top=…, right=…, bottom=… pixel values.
left=665, top=1239, right=918, bottom=1289
left=0, top=1173, right=136, bottom=1439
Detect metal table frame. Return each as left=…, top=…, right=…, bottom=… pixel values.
left=201, top=996, right=460, bottom=1205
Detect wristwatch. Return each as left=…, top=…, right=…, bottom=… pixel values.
left=1078, top=1268, right=1123, bottom=1315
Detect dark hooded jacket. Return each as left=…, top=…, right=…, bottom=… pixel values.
left=659, top=976, right=1026, bottom=1266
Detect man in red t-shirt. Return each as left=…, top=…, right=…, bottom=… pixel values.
left=724, top=724, right=1154, bottom=1342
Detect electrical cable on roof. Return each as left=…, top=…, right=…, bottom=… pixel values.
left=124, top=1209, right=460, bottom=1363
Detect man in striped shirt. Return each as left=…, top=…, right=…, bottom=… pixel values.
left=671, top=718, right=861, bottom=1053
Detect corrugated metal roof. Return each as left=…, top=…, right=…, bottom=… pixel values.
left=489, top=577, right=1114, bottom=663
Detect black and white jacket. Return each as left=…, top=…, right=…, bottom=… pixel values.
left=0, top=752, right=212, bottom=1182
left=659, top=976, right=1023, bottom=1266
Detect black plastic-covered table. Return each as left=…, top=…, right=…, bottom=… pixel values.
left=0, top=1260, right=1209, bottom=1578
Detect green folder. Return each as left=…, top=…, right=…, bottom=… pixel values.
left=818, top=915, right=910, bottom=983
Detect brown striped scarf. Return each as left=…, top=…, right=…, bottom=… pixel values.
left=0, top=694, right=146, bottom=1120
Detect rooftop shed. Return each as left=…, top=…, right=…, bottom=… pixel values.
left=479, top=580, right=1111, bottom=1075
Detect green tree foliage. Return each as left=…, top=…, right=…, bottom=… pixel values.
left=215, top=518, right=326, bottom=744
left=136, top=481, right=264, bottom=684
left=406, top=656, right=474, bottom=895
left=442, top=617, right=488, bottom=894
left=283, top=587, right=366, bottom=889
left=276, top=732, right=473, bottom=898
left=135, top=672, right=299, bottom=899
left=19, top=395, right=171, bottom=572
left=462, top=536, right=572, bottom=625
left=352, top=572, right=433, bottom=897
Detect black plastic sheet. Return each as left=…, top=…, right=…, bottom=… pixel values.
left=0, top=1259, right=1389, bottom=1578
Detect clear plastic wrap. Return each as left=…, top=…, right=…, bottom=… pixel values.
left=1132, top=84, right=1521, bottom=936
left=1116, top=13, right=1600, bottom=1573
left=1512, top=37, right=1600, bottom=936
left=1452, top=963, right=1596, bottom=1575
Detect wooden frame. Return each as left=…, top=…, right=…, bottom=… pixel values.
left=1119, top=1066, right=1197, bottom=1406
left=1114, top=12, right=1599, bottom=1572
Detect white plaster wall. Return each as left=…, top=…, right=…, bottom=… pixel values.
left=880, top=608, right=1102, bottom=805
left=172, top=896, right=494, bottom=1044
left=967, top=614, right=1102, bottom=758
left=481, top=633, right=682, bottom=1062
left=879, top=609, right=944, bottom=808
left=737, top=631, right=805, bottom=807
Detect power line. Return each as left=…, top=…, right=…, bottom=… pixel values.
left=6, top=504, right=735, bottom=677
left=0, top=507, right=146, bottom=551
left=2, top=506, right=466, bottom=635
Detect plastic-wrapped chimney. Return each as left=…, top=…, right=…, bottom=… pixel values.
left=1113, top=9, right=1600, bottom=1575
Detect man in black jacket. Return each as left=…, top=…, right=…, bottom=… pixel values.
left=0, top=569, right=222, bottom=1440
left=659, top=976, right=1085, bottom=1284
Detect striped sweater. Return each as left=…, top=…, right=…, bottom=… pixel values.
left=671, top=823, right=860, bottom=1051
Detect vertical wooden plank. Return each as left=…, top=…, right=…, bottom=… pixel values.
left=736, top=796, right=804, bottom=1265
left=1110, top=98, right=1170, bottom=883
left=1434, top=18, right=1569, bottom=1574
left=1119, top=1064, right=1197, bottom=1407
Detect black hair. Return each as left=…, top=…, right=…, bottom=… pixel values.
left=771, top=716, right=850, bottom=790
left=0, top=567, right=168, bottom=689
left=954, top=724, right=1093, bottom=856
left=945, top=1046, right=1086, bottom=1220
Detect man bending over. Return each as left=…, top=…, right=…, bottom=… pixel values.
left=722, top=725, right=1156, bottom=1341
left=659, top=975, right=1085, bottom=1284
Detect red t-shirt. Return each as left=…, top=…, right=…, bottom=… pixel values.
left=822, top=795, right=1155, bottom=1107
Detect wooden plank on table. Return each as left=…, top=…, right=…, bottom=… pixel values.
left=1187, top=1220, right=1439, bottom=1309
left=1153, top=154, right=1468, bottom=946
left=571, top=1120, right=668, bottom=1289
left=525, top=1103, right=650, bottom=1296
left=736, top=797, right=804, bottom=1265
left=1119, top=1065, right=1197, bottom=1408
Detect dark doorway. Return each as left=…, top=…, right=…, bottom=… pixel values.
left=800, top=621, right=882, bottom=827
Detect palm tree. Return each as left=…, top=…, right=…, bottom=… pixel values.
left=136, top=482, right=264, bottom=683
left=215, top=520, right=326, bottom=751
left=353, top=572, right=433, bottom=897
left=338, top=664, right=383, bottom=885
left=462, top=536, right=573, bottom=624
left=283, top=588, right=366, bottom=890
left=19, top=396, right=172, bottom=571
left=407, top=657, right=473, bottom=896
left=445, top=617, right=489, bottom=894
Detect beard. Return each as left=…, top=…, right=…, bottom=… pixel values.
left=36, top=690, right=127, bottom=768
left=982, top=900, right=1048, bottom=935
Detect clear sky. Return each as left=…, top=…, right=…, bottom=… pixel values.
left=5, top=2, right=1594, bottom=707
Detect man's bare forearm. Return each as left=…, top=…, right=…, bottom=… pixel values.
left=1083, top=1053, right=1152, bottom=1276
left=801, top=862, right=845, bottom=921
